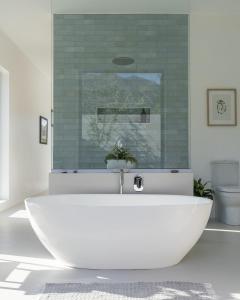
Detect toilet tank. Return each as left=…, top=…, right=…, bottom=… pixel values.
left=211, top=160, right=239, bottom=187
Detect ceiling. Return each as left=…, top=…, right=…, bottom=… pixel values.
left=1, top=0, right=240, bottom=78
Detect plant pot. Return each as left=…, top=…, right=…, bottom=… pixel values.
left=106, top=159, right=135, bottom=169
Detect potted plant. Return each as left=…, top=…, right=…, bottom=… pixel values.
left=194, top=178, right=214, bottom=200
left=105, top=144, right=137, bottom=169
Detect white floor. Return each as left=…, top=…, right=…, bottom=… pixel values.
left=0, top=205, right=240, bottom=300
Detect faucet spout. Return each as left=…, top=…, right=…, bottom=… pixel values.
left=120, top=169, right=124, bottom=194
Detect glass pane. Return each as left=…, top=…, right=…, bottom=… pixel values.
left=53, top=14, right=189, bottom=169
left=80, top=73, right=162, bottom=168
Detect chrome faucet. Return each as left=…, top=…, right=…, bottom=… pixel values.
left=134, top=175, right=144, bottom=192
left=120, top=169, right=124, bottom=194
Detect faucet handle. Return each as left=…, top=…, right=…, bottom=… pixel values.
left=134, top=175, right=144, bottom=192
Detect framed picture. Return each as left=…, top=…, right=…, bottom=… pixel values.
left=39, top=116, right=48, bottom=144
left=207, top=89, right=237, bottom=126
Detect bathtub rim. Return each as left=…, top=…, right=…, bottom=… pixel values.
left=25, top=194, right=212, bottom=207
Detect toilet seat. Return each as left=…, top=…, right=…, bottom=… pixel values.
left=217, top=186, right=240, bottom=193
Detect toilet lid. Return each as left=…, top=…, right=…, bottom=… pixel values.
left=217, top=186, right=240, bottom=193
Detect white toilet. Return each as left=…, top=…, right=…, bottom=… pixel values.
left=211, top=160, right=240, bottom=226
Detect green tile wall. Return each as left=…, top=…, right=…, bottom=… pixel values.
left=53, top=14, right=189, bottom=169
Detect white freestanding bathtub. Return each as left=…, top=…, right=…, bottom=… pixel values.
left=25, top=194, right=212, bottom=269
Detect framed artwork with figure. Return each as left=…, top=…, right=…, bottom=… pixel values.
left=207, top=89, right=237, bottom=126
left=39, top=116, right=48, bottom=144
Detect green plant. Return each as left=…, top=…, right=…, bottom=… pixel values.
left=194, top=178, right=214, bottom=200
left=105, top=144, right=137, bottom=164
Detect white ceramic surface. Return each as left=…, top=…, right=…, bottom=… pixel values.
left=211, top=161, right=240, bottom=225
left=25, top=194, right=212, bottom=269
left=216, top=189, right=240, bottom=225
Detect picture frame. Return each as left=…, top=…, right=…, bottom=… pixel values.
left=207, top=89, right=237, bottom=126
left=39, top=116, right=48, bottom=144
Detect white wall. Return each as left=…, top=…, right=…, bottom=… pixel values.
left=190, top=14, right=240, bottom=183
left=0, top=29, right=51, bottom=211
left=0, top=66, right=9, bottom=201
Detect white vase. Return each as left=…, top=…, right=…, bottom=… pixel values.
left=106, top=159, right=135, bottom=169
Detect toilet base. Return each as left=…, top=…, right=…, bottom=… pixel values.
left=220, top=206, right=240, bottom=226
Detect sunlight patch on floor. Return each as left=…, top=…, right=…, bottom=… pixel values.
left=0, top=254, right=65, bottom=268
left=96, top=276, right=110, bottom=280
left=0, top=253, right=66, bottom=298
left=0, top=281, right=21, bottom=289
left=18, top=263, right=58, bottom=271
left=9, top=210, right=28, bottom=219
left=0, top=289, right=25, bottom=300
left=6, top=269, right=31, bottom=283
